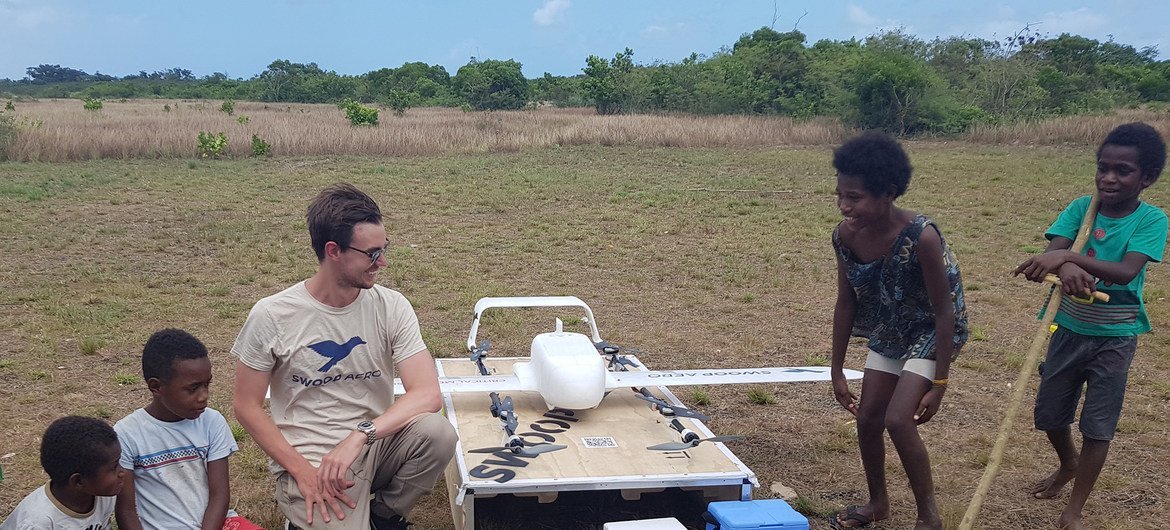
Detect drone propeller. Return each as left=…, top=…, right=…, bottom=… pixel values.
left=467, top=439, right=568, bottom=456
left=646, top=418, right=744, bottom=451
left=647, top=436, right=746, bottom=452
left=469, top=338, right=491, bottom=361
left=468, top=393, right=565, bottom=456
left=607, top=354, right=640, bottom=371
left=634, top=388, right=710, bottom=421
left=469, top=339, right=492, bottom=375
left=594, top=340, right=644, bottom=357
left=488, top=393, right=518, bottom=433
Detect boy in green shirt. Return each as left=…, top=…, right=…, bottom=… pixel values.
left=1014, top=122, right=1167, bottom=530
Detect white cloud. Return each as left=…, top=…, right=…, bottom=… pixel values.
left=847, top=4, right=878, bottom=26
left=641, top=23, right=685, bottom=39
left=533, top=0, right=570, bottom=27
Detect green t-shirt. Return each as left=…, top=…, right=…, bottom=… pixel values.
left=1044, top=195, right=1168, bottom=336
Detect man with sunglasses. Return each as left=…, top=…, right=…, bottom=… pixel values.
left=231, top=183, right=456, bottom=530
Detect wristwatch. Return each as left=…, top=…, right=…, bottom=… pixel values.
left=356, top=420, right=376, bottom=445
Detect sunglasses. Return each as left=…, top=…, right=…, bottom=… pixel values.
left=345, top=240, right=389, bottom=264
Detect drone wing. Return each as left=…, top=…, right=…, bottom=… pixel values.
left=605, top=366, right=862, bottom=389
left=427, top=375, right=524, bottom=395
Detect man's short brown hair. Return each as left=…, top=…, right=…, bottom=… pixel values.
left=307, top=183, right=383, bottom=261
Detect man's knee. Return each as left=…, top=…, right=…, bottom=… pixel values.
left=410, top=412, right=458, bottom=458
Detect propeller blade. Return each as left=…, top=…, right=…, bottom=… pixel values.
left=519, top=443, right=567, bottom=455
left=647, top=435, right=745, bottom=451
left=467, top=443, right=567, bottom=455
left=647, top=441, right=697, bottom=451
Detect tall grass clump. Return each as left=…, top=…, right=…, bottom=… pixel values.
left=0, top=112, right=15, bottom=160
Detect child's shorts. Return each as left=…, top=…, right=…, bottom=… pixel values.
left=865, top=350, right=935, bottom=380
left=1034, top=327, right=1136, bottom=441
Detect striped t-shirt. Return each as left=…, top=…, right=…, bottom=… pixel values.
left=1044, top=195, right=1168, bottom=336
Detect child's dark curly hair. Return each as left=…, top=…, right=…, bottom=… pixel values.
left=142, top=328, right=208, bottom=381
left=833, top=131, right=912, bottom=198
left=1099, top=122, right=1166, bottom=183
left=40, top=416, right=119, bottom=484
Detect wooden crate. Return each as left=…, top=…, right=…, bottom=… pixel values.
left=439, top=356, right=755, bottom=529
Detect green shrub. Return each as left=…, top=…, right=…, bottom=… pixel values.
left=196, top=131, right=228, bottom=159
left=339, top=98, right=379, bottom=126
left=385, top=90, right=415, bottom=116
left=236, top=115, right=249, bottom=125
left=83, top=98, right=103, bottom=111
left=219, top=100, right=235, bottom=116
left=250, top=134, right=272, bottom=157
left=4, top=100, right=13, bottom=111
left=163, top=104, right=171, bottom=112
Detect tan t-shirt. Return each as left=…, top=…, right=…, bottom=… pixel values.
left=231, top=282, right=426, bottom=473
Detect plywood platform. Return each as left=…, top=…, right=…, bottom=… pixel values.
left=439, top=356, right=754, bottom=529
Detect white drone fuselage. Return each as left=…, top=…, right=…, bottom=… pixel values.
left=513, top=327, right=608, bottom=409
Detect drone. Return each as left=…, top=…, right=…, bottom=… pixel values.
left=434, top=297, right=862, bottom=410
left=447, top=297, right=862, bottom=455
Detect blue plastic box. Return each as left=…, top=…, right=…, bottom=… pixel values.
left=704, top=499, right=809, bottom=530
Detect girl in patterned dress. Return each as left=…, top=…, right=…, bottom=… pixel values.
left=828, top=132, right=968, bottom=530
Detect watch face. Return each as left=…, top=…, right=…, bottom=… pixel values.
left=357, top=421, right=374, bottom=431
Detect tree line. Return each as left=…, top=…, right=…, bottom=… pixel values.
left=3, top=27, right=1169, bottom=135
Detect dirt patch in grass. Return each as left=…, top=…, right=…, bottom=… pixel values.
left=2, top=144, right=1168, bottom=529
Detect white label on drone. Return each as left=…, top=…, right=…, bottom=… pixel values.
left=580, top=436, right=618, bottom=448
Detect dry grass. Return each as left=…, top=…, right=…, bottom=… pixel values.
left=965, top=108, right=1170, bottom=146
left=1, top=127, right=1169, bottom=529
left=1, top=99, right=850, bottom=162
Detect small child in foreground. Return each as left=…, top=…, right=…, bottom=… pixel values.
left=113, top=328, right=259, bottom=530
left=0, top=416, right=125, bottom=530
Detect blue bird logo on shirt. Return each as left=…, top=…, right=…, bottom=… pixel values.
left=308, top=336, right=367, bottom=372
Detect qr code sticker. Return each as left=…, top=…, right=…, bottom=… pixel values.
left=581, top=436, right=618, bottom=448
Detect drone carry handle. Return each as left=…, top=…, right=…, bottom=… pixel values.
left=466, top=296, right=604, bottom=352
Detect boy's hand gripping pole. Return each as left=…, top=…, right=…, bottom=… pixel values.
left=960, top=193, right=1100, bottom=530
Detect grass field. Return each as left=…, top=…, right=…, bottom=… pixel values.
left=1, top=111, right=1169, bottom=529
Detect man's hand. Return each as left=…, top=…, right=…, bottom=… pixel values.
left=1014, top=249, right=1073, bottom=282
left=831, top=373, right=857, bottom=417
left=290, top=461, right=356, bottom=525
left=914, top=386, right=945, bottom=424
left=318, top=433, right=364, bottom=498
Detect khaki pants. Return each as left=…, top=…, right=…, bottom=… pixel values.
left=276, top=413, right=458, bottom=529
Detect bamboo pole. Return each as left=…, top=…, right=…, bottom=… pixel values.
left=959, top=193, right=1100, bottom=530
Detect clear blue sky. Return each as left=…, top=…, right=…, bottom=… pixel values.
left=1, top=0, right=1165, bottom=80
